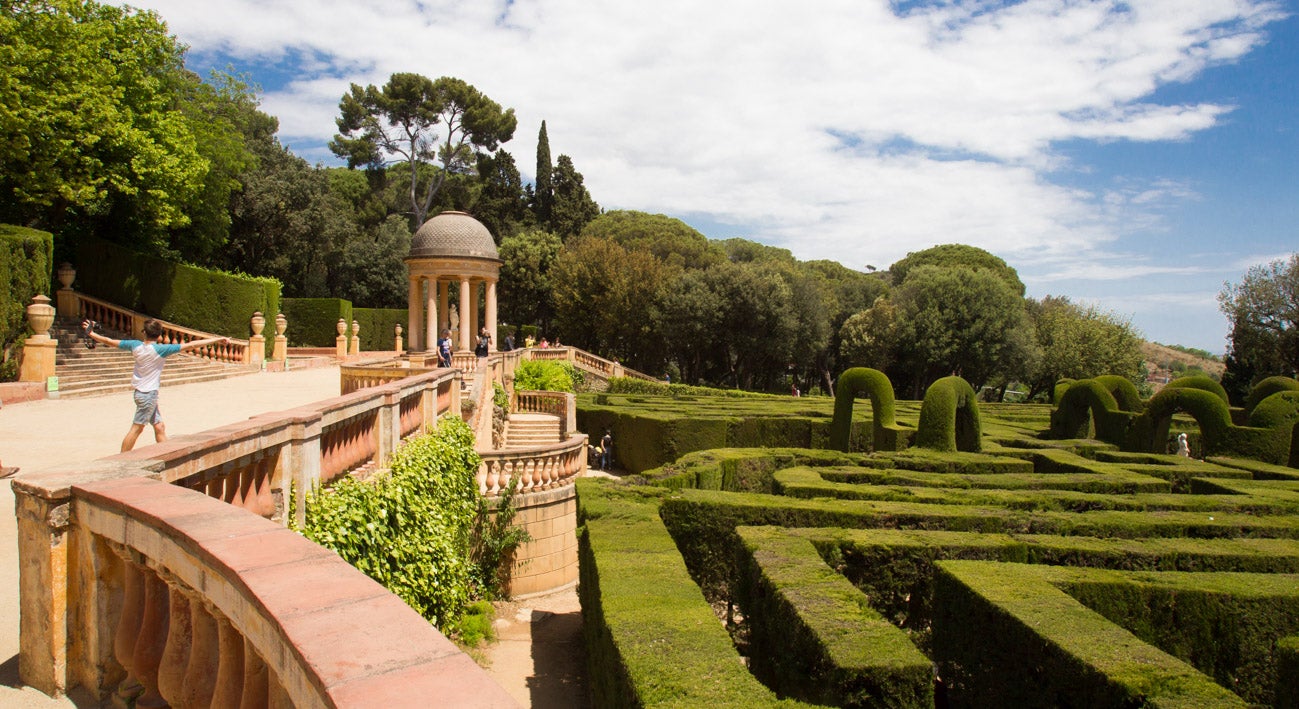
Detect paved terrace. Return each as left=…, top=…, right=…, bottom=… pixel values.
left=0, top=367, right=343, bottom=706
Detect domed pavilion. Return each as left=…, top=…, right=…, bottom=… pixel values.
left=405, top=211, right=502, bottom=353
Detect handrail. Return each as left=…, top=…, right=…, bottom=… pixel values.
left=74, top=292, right=252, bottom=365
left=477, top=433, right=588, bottom=496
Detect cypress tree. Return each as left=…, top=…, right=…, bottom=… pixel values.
left=533, top=121, right=553, bottom=227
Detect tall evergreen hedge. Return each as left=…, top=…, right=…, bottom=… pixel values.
left=73, top=237, right=279, bottom=352
left=280, top=298, right=407, bottom=351
left=1, top=225, right=54, bottom=378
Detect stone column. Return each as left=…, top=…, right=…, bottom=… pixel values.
left=407, top=276, right=421, bottom=352
left=19, top=295, right=57, bottom=384
left=486, top=280, right=498, bottom=352
left=468, top=281, right=480, bottom=350
left=458, top=279, right=472, bottom=352
left=438, top=280, right=450, bottom=337
left=431, top=275, right=441, bottom=353
left=13, top=482, right=71, bottom=695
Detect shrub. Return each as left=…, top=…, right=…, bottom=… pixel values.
left=514, top=359, right=574, bottom=392
left=280, top=298, right=352, bottom=347
left=299, top=417, right=480, bottom=628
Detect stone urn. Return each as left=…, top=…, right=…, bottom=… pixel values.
left=250, top=312, right=266, bottom=337
left=56, top=263, right=76, bottom=290
left=351, top=320, right=360, bottom=337
left=395, top=323, right=403, bottom=338
left=26, top=295, right=55, bottom=340
left=337, top=319, right=347, bottom=337
left=275, top=313, right=287, bottom=337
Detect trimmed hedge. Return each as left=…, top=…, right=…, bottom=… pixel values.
left=1245, top=376, right=1299, bottom=416
left=74, top=236, right=280, bottom=354
left=932, top=561, right=1250, bottom=707
left=353, top=307, right=407, bottom=351
left=915, top=376, right=982, bottom=452
left=832, top=367, right=913, bottom=452
left=575, top=479, right=805, bottom=707
left=735, top=527, right=933, bottom=707
left=281, top=298, right=352, bottom=347
left=1, top=225, right=53, bottom=378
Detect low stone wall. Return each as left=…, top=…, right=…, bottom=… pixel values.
left=507, top=484, right=580, bottom=598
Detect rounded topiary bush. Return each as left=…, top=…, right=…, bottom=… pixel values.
left=1245, top=376, right=1299, bottom=415
left=1247, top=391, right=1299, bottom=431
left=1163, top=375, right=1230, bottom=407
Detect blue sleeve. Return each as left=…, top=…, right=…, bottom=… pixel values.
left=153, top=344, right=183, bottom=357
left=118, top=340, right=142, bottom=351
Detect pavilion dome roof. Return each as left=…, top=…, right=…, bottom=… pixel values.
left=408, top=211, right=499, bottom=261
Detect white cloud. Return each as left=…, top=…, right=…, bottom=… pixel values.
left=131, top=0, right=1286, bottom=349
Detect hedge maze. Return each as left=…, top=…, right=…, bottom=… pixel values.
left=576, top=373, right=1299, bottom=708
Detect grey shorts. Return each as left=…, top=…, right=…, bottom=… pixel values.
left=132, top=389, right=162, bottom=426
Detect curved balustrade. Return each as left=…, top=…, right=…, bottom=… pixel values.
left=63, top=476, right=518, bottom=707
left=476, top=434, right=588, bottom=496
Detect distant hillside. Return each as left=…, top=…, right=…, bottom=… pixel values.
left=1141, top=341, right=1225, bottom=393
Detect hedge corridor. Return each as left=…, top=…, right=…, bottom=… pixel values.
left=576, top=373, right=1299, bottom=708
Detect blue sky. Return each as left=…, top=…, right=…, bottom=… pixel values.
left=133, top=0, right=1296, bottom=354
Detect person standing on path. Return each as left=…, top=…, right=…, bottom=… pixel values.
left=600, top=429, right=613, bottom=471
left=85, top=319, right=229, bottom=452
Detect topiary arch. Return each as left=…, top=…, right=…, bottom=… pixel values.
left=831, top=368, right=910, bottom=452
left=915, top=376, right=982, bottom=452
left=1245, top=376, right=1299, bottom=416
left=1050, top=379, right=1130, bottom=444
left=1137, top=386, right=1234, bottom=456
left=1162, top=375, right=1230, bottom=407
left=1092, top=375, right=1143, bottom=413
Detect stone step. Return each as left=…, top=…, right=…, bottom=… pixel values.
left=503, top=413, right=563, bottom=448
left=54, top=368, right=258, bottom=399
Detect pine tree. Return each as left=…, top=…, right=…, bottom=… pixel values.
left=550, top=154, right=600, bottom=239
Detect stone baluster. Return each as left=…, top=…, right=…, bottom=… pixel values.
left=522, top=459, right=534, bottom=492
left=240, top=638, right=270, bottom=707
left=157, top=576, right=192, bottom=705
left=210, top=616, right=244, bottom=708
left=114, top=558, right=146, bottom=703
left=181, top=600, right=220, bottom=708
left=133, top=571, right=171, bottom=708
left=476, top=462, right=489, bottom=495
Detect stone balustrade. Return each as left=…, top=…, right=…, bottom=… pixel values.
left=12, top=368, right=500, bottom=704
left=514, top=390, right=578, bottom=436
left=476, top=434, right=588, bottom=497
left=74, top=293, right=252, bottom=365
left=16, top=474, right=517, bottom=706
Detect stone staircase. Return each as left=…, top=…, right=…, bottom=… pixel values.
left=51, top=320, right=257, bottom=399
left=504, top=412, right=563, bottom=448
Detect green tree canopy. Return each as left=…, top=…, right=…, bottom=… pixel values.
left=499, top=228, right=563, bottom=329
left=890, top=244, right=1026, bottom=297
left=891, top=264, right=1027, bottom=394
left=1219, top=254, right=1299, bottom=401
left=0, top=0, right=253, bottom=254
left=549, top=154, right=600, bottom=238
left=330, top=73, right=517, bottom=227
left=1024, top=296, right=1143, bottom=399
left=581, top=210, right=725, bottom=270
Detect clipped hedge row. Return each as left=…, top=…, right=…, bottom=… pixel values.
left=281, top=297, right=352, bottom=347
left=74, top=236, right=279, bottom=352
left=932, top=561, right=1250, bottom=707
left=735, top=526, right=933, bottom=707
left=575, top=479, right=805, bottom=708
left=353, top=307, right=407, bottom=351
left=605, top=376, right=779, bottom=398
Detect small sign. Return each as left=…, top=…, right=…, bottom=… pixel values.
left=46, top=376, right=59, bottom=392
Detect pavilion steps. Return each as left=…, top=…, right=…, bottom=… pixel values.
left=50, top=321, right=257, bottom=399
left=503, top=412, right=563, bottom=448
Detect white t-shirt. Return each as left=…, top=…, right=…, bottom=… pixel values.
left=119, top=340, right=182, bottom=392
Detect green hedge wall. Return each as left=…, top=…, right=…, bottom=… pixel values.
left=280, top=298, right=351, bottom=347
left=74, top=236, right=279, bottom=355
left=353, top=307, right=407, bottom=351
left=1, top=225, right=54, bottom=377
